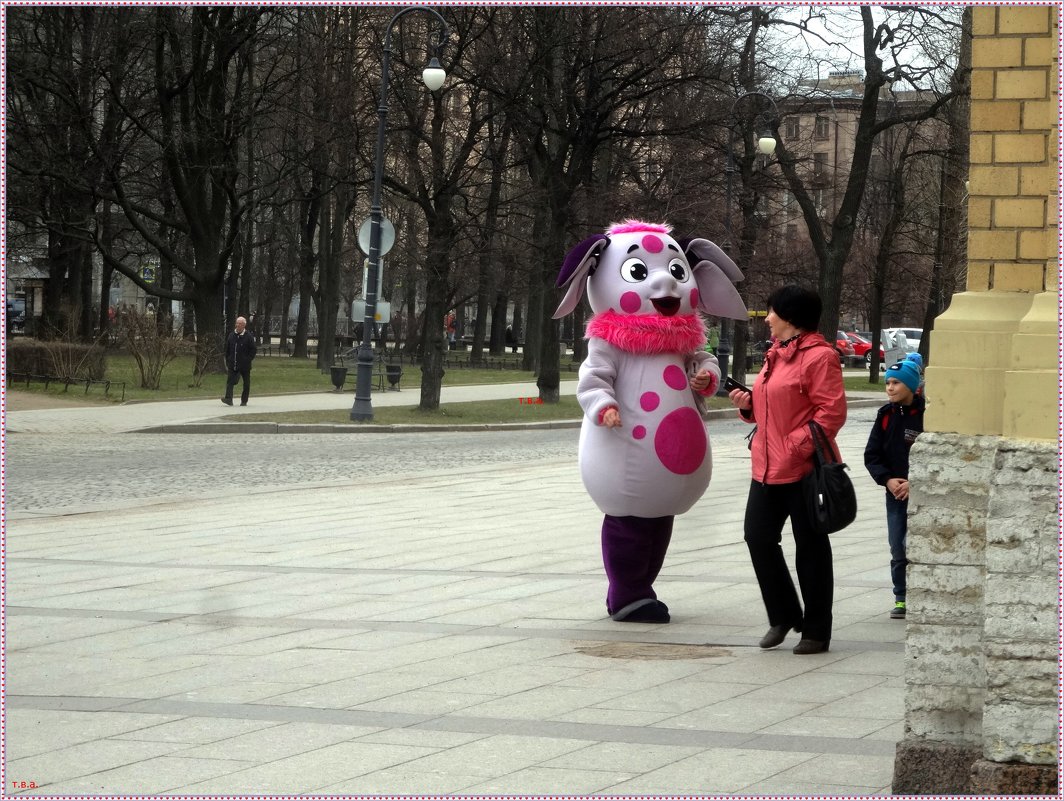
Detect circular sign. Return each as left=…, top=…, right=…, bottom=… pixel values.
left=358, top=217, right=395, bottom=256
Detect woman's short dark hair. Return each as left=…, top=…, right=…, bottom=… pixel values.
left=766, top=284, right=822, bottom=332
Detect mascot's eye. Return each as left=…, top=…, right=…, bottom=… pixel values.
left=669, top=259, right=689, bottom=281
left=619, top=258, right=649, bottom=283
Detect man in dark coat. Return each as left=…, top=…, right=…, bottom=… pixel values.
left=221, top=316, right=257, bottom=406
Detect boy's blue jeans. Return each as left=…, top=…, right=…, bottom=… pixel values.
left=885, top=493, right=909, bottom=601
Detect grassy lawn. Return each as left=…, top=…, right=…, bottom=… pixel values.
left=9, top=351, right=580, bottom=404
left=843, top=372, right=886, bottom=392
left=8, top=348, right=886, bottom=415
left=238, top=393, right=738, bottom=426
left=240, top=396, right=586, bottom=425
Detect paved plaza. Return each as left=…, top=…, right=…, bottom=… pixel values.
left=4, top=382, right=905, bottom=795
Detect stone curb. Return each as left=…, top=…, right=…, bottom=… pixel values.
left=134, top=398, right=884, bottom=435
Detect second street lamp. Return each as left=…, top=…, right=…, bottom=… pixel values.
left=351, top=7, right=449, bottom=422
left=718, top=90, right=780, bottom=394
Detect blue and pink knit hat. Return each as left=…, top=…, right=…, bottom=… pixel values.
left=885, top=360, right=921, bottom=393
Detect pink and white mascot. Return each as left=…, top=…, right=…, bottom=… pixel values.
left=554, top=221, right=747, bottom=623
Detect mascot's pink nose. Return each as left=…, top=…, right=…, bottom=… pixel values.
left=649, top=271, right=678, bottom=295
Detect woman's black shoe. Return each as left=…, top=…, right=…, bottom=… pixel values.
left=792, top=638, right=830, bottom=655
left=759, top=624, right=798, bottom=649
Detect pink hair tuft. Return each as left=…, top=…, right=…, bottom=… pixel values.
left=606, top=219, right=672, bottom=236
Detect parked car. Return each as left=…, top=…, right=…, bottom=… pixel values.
left=846, top=331, right=885, bottom=366
left=6, top=298, right=25, bottom=333
left=885, top=327, right=922, bottom=352
left=835, top=330, right=856, bottom=366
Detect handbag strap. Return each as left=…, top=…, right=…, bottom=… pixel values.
left=807, top=421, right=839, bottom=464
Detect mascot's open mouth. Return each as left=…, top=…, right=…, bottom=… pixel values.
left=651, top=297, right=681, bottom=316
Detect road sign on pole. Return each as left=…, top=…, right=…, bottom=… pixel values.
left=351, top=299, right=390, bottom=324
left=358, top=217, right=395, bottom=257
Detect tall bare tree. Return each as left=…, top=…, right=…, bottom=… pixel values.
left=7, top=8, right=134, bottom=340
left=480, top=7, right=733, bottom=402
left=87, top=8, right=271, bottom=374
left=765, top=6, right=960, bottom=341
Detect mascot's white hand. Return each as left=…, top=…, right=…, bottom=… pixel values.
left=601, top=407, right=622, bottom=428
left=690, top=369, right=712, bottom=392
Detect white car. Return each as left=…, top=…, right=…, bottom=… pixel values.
left=884, top=327, right=922, bottom=352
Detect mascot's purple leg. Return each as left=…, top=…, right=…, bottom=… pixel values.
left=601, top=514, right=674, bottom=623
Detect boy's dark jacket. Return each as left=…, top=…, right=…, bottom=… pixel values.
left=864, top=394, right=926, bottom=487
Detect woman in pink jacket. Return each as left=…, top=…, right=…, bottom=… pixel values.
left=727, top=285, right=846, bottom=655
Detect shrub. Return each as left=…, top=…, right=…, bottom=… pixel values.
left=116, top=310, right=192, bottom=390
left=6, top=338, right=49, bottom=375
left=6, top=338, right=106, bottom=380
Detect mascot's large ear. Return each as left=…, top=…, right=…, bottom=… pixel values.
left=553, top=234, right=609, bottom=319
left=678, top=237, right=748, bottom=321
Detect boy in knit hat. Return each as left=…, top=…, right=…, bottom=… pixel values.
left=863, top=360, right=925, bottom=619
left=903, top=351, right=926, bottom=397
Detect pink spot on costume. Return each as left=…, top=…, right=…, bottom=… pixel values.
left=620, top=292, right=642, bottom=314
left=641, top=234, right=664, bottom=253
left=577, top=312, right=714, bottom=518
left=654, top=407, right=707, bottom=475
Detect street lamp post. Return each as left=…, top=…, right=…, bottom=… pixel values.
left=718, top=91, right=780, bottom=395
left=351, top=7, right=448, bottom=421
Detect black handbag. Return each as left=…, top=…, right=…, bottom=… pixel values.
left=801, top=421, right=857, bottom=535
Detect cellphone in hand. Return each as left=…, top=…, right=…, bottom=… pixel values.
left=724, top=376, right=751, bottom=394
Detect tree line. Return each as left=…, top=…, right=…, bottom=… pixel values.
left=6, top=5, right=966, bottom=406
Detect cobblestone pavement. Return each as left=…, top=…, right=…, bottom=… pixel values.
left=5, top=395, right=904, bottom=795
left=5, top=429, right=581, bottom=515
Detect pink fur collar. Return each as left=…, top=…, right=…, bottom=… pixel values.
left=586, top=310, right=706, bottom=354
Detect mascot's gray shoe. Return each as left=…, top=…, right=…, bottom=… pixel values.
left=611, top=599, right=670, bottom=624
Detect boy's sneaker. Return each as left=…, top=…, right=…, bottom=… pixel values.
left=890, top=601, right=906, bottom=619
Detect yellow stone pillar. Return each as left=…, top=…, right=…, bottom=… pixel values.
left=925, top=5, right=1058, bottom=441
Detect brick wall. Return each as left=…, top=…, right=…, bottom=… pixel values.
left=925, top=5, right=1058, bottom=441
left=967, top=5, right=1057, bottom=293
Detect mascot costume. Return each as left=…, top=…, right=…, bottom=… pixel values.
left=554, top=220, right=747, bottom=623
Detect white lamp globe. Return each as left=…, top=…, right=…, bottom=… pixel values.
left=422, top=58, right=446, bottom=91
left=757, top=136, right=777, bottom=156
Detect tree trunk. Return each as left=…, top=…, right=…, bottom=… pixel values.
left=78, top=245, right=94, bottom=339
left=316, top=202, right=339, bottom=370
left=280, top=277, right=293, bottom=352
left=490, top=291, right=508, bottom=355
left=522, top=206, right=551, bottom=373
left=292, top=193, right=319, bottom=360
left=419, top=274, right=449, bottom=410
left=512, top=302, right=524, bottom=352
left=470, top=257, right=492, bottom=366
left=191, top=284, right=226, bottom=381
left=403, top=281, right=418, bottom=358
left=418, top=190, right=458, bottom=411
left=535, top=203, right=568, bottom=402
left=97, top=200, right=115, bottom=337
left=470, top=120, right=509, bottom=367
left=572, top=301, right=587, bottom=363
left=522, top=279, right=543, bottom=372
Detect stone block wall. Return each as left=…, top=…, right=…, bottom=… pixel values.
left=894, top=434, right=1059, bottom=793
left=979, top=441, right=1059, bottom=768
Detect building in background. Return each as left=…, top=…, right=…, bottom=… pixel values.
left=763, top=70, right=948, bottom=332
